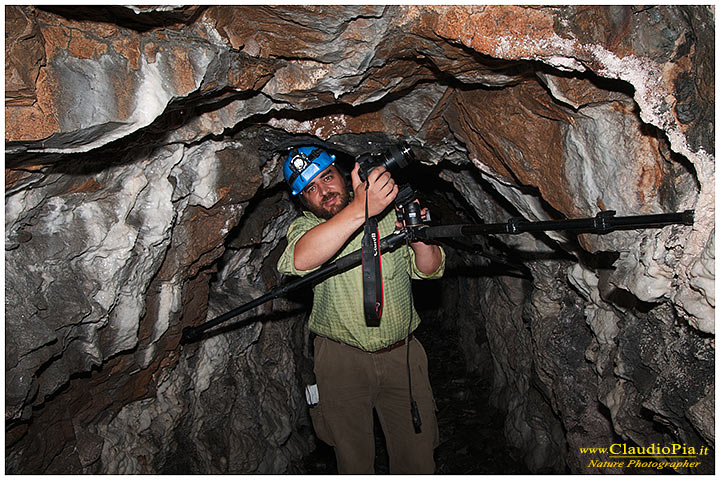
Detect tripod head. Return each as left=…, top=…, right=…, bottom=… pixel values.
left=394, top=184, right=430, bottom=231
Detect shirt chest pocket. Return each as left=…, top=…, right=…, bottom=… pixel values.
left=381, top=248, right=408, bottom=281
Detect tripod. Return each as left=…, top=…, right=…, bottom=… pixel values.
left=181, top=209, right=694, bottom=344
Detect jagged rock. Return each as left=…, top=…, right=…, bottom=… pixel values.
left=5, top=5, right=714, bottom=475
left=5, top=6, right=46, bottom=107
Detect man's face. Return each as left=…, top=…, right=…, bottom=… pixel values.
left=300, top=165, right=350, bottom=219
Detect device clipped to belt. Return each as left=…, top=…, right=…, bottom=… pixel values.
left=361, top=182, right=383, bottom=327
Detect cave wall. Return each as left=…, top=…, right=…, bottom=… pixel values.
left=5, top=5, right=714, bottom=474
left=425, top=173, right=714, bottom=473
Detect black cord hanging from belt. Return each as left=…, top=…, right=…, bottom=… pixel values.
left=361, top=181, right=383, bottom=327
left=404, top=232, right=422, bottom=434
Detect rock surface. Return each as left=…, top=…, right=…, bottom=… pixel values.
left=5, top=5, right=714, bottom=474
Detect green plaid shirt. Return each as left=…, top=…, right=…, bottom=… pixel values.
left=277, top=208, right=445, bottom=352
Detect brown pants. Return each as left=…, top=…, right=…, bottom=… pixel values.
left=310, top=335, right=439, bottom=474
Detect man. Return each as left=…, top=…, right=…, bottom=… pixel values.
left=276, top=146, right=445, bottom=474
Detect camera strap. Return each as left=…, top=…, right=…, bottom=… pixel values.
left=361, top=184, right=383, bottom=327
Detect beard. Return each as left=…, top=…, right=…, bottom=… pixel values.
left=306, top=189, right=350, bottom=220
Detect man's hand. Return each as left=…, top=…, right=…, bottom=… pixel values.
left=394, top=203, right=429, bottom=230
left=394, top=201, right=443, bottom=275
left=349, top=163, right=398, bottom=218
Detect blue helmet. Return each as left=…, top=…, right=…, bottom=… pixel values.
left=283, top=146, right=337, bottom=195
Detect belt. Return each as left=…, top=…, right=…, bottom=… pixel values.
left=320, top=334, right=414, bottom=354
left=372, top=334, right=413, bottom=354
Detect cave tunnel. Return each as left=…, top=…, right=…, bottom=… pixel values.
left=5, top=5, right=715, bottom=475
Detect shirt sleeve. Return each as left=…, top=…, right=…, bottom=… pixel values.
left=276, top=214, right=323, bottom=277
left=410, top=245, right=446, bottom=280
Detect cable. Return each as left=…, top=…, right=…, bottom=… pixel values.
left=404, top=232, right=422, bottom=434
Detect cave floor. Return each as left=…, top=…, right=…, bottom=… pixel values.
left=298, top=320, right=530, bottom=474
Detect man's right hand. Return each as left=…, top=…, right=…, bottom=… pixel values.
left=350, top=163, right=399, bottom=218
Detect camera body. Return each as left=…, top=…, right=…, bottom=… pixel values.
left=356, top=142, right=416, bottom=182
left=355, top=142, right=428, bottom=228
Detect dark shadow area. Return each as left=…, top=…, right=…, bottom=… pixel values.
left=424, top=315, right=530, bottom=475
left=37, top=5, right=207, bottom=32
left=535, top=61, right=636, bottom=101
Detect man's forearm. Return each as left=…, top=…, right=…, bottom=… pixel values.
left=293, top=202, right=365, bottom=271
left=411, top=241, right=443, bottom=275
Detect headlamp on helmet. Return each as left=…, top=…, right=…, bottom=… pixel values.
left=283, top=146, right=336, bottom=195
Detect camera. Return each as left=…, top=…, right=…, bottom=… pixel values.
left=355, top=142, right=428, bottom=228
left=356, top=142, right=416, bottom=182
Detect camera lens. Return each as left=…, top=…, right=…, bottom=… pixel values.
left=357, top=142, right=416, bottom=181
left=381, top=142, right=415, bottom=172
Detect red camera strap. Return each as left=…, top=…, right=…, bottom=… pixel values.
left=361, top=216, right=383, bottom=326
left=361, top=182, right=383, bottom=327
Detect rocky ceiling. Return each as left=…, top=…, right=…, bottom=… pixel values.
left=5, top=5, right=715, bottom=474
